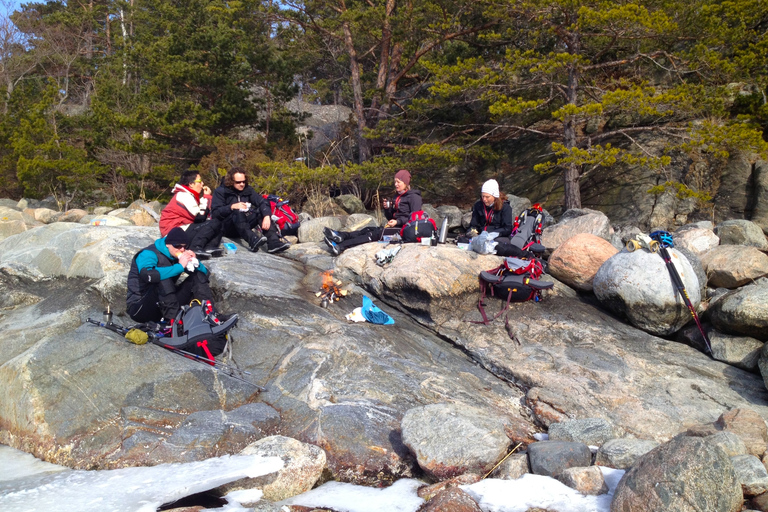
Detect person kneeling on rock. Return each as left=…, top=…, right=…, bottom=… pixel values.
left=126, top=227, right=223, bottom=323
left=211, top=167, right=290, bottom=254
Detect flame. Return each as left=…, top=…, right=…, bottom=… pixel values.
left=318, top=270, right=346, bottom=302
left=321, top=270, right=336, bottom=290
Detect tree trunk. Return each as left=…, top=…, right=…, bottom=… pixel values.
left=342, top=20, right=371, bottom=162
left=563, top=35, right=582, bottom=210
left=369, top=0, right=395, bottom=123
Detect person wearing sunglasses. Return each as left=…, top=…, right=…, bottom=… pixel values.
left=210, top=167, right=290, bottom=253
left=159, top=170, right=223, bottom=259
left=127, top=227, right=222, bottom=323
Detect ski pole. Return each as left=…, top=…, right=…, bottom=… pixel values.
left=655, top=246, right=713, bottom=355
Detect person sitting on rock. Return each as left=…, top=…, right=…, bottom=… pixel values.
left=210, top=168, right=290, bottom=253
left=323, top=169, right=422, bottom=256
left=461, top=179, right=539, bottom=258
left=159, top=170, right=223, bottom=259
left=126, top=227, right=224, bottom=323
left=461, top=179, right=514, bottom=244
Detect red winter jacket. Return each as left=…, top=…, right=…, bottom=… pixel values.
left=159, top=184, right=212, bottom=236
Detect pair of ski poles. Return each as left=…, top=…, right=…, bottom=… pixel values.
left=626, top=231, right=712, bottom=355
left=86, top=318, right=264, bottom=389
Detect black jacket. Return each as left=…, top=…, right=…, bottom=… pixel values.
left=211, top=184, right=271, bottom=221
left=386, top=189, right=422, bottom=227
left=469, top=199, right=514, bottom=237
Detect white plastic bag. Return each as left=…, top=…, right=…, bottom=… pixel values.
left=470, top=231, right=499, bottom=255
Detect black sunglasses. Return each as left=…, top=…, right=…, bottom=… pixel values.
left=234, top=180, right=246, bottom=184
left=172, top=244, right=187, bottom=250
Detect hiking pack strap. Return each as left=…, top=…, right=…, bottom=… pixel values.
left=197, top=339, right=215, bottom=364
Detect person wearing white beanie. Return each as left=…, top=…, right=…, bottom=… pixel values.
left=463, top=179, right=513, bottom=243
left=481, top=179, right=500, bottom=199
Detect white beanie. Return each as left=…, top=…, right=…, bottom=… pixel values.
left=481, top=179, right=500, bottom=198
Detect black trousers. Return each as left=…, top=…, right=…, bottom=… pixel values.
left=337, top=226, right=384, bottom=250
left=185, top=219, right=223, bottom=251
left=222, top=210, right=280, bottom=244
left=127, top=271, right=215, bottom=323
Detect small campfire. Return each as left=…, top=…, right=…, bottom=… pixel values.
left=316, top=270, right=348, bottom=307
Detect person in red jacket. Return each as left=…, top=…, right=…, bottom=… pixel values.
left=159, top=170, right=222, bottom=259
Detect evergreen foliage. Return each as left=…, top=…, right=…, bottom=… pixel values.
left=0, top=0, right=766, bottom=210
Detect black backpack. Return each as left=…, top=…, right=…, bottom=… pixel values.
left=165, top=302, right=238, bottom=358
left=509, top=203, right=544, bottom=250
left=472, top=257, right=553, bottom=333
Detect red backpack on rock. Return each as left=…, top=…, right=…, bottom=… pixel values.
left=400, top=211, right=438, bottom=243
left=263, top=194, right=300, bottom=236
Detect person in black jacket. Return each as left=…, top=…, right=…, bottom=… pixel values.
left=323, top=169, right=422, bottom=255
left=210, top=168, right=290, bottom=253
left=462, top=179, right=514, bottom=243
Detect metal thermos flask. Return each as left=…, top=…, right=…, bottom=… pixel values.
left=438, top=217, right=448, bottom=244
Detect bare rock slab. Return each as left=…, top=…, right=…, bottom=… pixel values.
left=401, top=403, right=511, bottom=480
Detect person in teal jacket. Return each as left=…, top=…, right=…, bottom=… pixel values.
left=126, top=227, right=216, bottom=323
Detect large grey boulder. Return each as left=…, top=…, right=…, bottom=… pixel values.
left=556, top=466, right=609, bottom=496
left=401, top=402, right=512, bottom=480
left=715, top=219, right=768, bottom=250
left=0, top=206, right=30, bottom=241
left=32, top=207, right=61, bottom=224
left=548, top=417, right=616, bottom=446
left=595, top=438, right=659, bottom=469
left=708, top=431, right=749, bottom=457
left=527, top=440, right=592, bottom=477
left=297, top=216, right=344, bottom=243
left=215, top=435, right=326, bottom=503
left=436, top=205, right=463, bottom=231
left=344, top=213, right=378, bottom=231
left=752, top=160, right=768, bottom=235
left=672, top=227, right=720, bottom=256
left=541, top=210, right=612, bottom=250
left=593, top=247, right=700, bottom=335
left=678, top=324, right=763, bottom=371
left=334, top=243, right=509, bottom=326
left=610, top=435, right=743, bottom=512
left=709, top=282, right=768, bottom=341
left=731, top=454, right=768, bottom=497
left=700, top=245, right=768, bottom=288
left=333, top=194, right=366, bottom=214
left=0, top=198, right=19, bottom=209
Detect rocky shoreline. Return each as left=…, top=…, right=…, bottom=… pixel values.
left=1, top=195, right=767, bottom=511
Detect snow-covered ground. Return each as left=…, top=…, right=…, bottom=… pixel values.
left=0, top=445, right=625, bottom=512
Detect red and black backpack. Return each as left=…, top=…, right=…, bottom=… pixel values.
left=263, top=194, right=300, bottom=236
left=400, top=211, right=438, bottom=243
left=473, top=256, right=553, bottom=331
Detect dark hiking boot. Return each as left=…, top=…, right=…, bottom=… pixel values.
left=323, top=227, right=343, bottom=243
left=248, top=230, right=268, bottom=252
left=267, top=240, right=291, bottom=253
left=203, top=247, right=224, bottom=258
left=324, top=236, right=341, bottom=256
